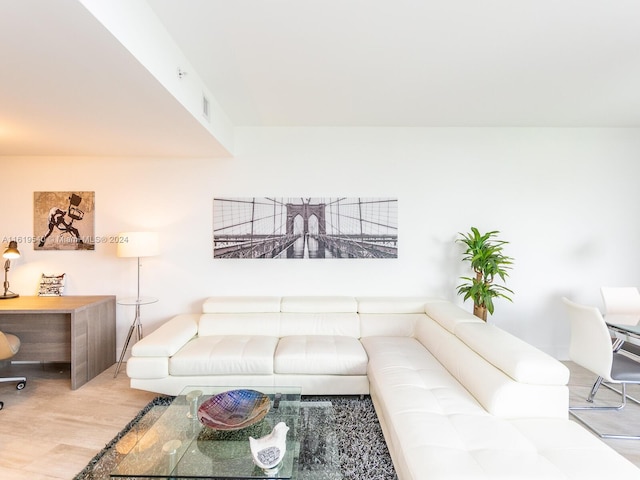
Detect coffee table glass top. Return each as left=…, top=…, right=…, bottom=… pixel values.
left=111, top=386, right=303, bottom=479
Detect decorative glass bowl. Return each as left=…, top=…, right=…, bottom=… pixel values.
left=197, top=389, right=271, bottom=430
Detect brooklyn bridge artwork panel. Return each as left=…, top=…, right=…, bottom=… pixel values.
left=213, top=197, right=398, bottom=259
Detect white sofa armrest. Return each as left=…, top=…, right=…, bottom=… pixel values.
left=131, top=314, right=199, bottom=357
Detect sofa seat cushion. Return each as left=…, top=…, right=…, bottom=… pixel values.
left=274, top=335, right=368, bottom=375
left=509, top=418, right=640, bottom=478
left=390, top=411, right=567, bottom=480
left=169, top=335, right=279, bottom=376
left=362, top=336, right=488, bottom=415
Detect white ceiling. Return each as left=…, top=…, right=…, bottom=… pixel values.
left=3, top=0, right=640, bottom=157
left=0, top=0, right=229, bottom=157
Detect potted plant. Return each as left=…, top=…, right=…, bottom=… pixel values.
left=456, top=227, right=514, bottom=321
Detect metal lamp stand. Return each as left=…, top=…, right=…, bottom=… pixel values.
left=114, top=256, right=157, bottom=377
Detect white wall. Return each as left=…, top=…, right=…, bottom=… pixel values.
left=2, top=127, right=640, bottom=359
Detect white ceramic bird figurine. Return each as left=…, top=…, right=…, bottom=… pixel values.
left=249, top=421, right=289, bottom=473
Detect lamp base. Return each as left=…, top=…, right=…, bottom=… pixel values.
left=0, top=293, right=19, bottom=300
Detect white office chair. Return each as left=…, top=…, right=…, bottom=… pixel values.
left=0, top=331, right=27, bottom=410
left=601, top=286, right=640, bottom=325
left=562, top=297, right=640, bottom=439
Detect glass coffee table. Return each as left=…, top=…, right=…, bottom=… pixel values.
left=111, top=386, right=341, bottom=479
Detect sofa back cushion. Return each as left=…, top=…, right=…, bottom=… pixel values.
left=202, top=296, right=281, bottom=313
left=199, top=296, right=361, bottom=337
left=423, top=301, right=569, bottom=386
left=359, top=313, right=422, bottom=337
left=357, top=296, right=441, bottom=314
left=415, top=317, right=569, bottom=419
left=279, top=296, right=360, bottom=337
left=455, top=323, right=570, bottom=386
left=281, top=295, right=357, bottom=313
left=199, top=296, right=281, bottom=336
left=279, top=312, right=360, bottom=337
left=357, top=296, right=437, bottom=337
left=199, top=313, right=280, bottom=336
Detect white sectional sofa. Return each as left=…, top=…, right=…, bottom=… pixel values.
left=127, top=296, right=640, bottom=479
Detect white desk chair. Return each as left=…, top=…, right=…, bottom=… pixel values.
left=0, top=331, right=27, bottom=410
left=563, top=297, right=640, bottom=439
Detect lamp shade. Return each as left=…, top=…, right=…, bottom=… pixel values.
left=117, top=232, right=159, bottom=258
left=2, top=240, right=21, bottom=259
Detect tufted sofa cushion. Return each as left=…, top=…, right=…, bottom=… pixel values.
left=198, top=313, right=280, bottom=336
left=280, top=295, right=357, bottom=313
left=356, top=296, right=442, bottom=313
left=279, top=296, right=360, bottom=337
left=357, top=296, right=435, bottom=337
left=274, top=335, right=368, bottom=375
left=202, top=296, right=281, bottom=313
left=363, top=335, right=571, bottom=480
left=127, top=295, right=640, bottom=480
left=169, top=335, right=279, bottom=375
left=279, top=312, right=360, bottom=337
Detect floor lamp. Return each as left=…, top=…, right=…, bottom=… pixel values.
left=114, top=231, right=159, bottom=377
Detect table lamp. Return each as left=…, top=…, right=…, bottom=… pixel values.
left=114, top=231, right=159, bottom=377
left=1, top=240, right=21, bottom=299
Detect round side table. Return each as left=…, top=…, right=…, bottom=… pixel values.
left=114, top=296, right=158, bottom=377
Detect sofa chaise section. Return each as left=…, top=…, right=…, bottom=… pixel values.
left=357, top=297, right=639, bottom=479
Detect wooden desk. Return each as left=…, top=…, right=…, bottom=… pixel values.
left=0, top=296, right=116, bottom=389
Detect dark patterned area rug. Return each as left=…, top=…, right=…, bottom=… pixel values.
left=74, top=395, right=397, bottom=480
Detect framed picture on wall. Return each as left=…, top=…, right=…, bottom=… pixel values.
left=213, top=197, right=398, bottom=259
left=34, top=191, right=95, bottom=250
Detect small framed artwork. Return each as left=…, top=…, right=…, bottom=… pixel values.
left=38, top=273, right=66, bottom=296
left=34, top=191, right=95, bottom=250
left=213, top=197, right=398, bottom=259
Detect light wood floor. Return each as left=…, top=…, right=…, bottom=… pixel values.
left=0, top=361, right=639, bottom=479
left=566, top=359, right=640, bottom=467
left=0, top=362, right=156, bottom=480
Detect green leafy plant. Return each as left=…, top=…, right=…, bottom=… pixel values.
left=456, top=227, right=514, bottom=321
